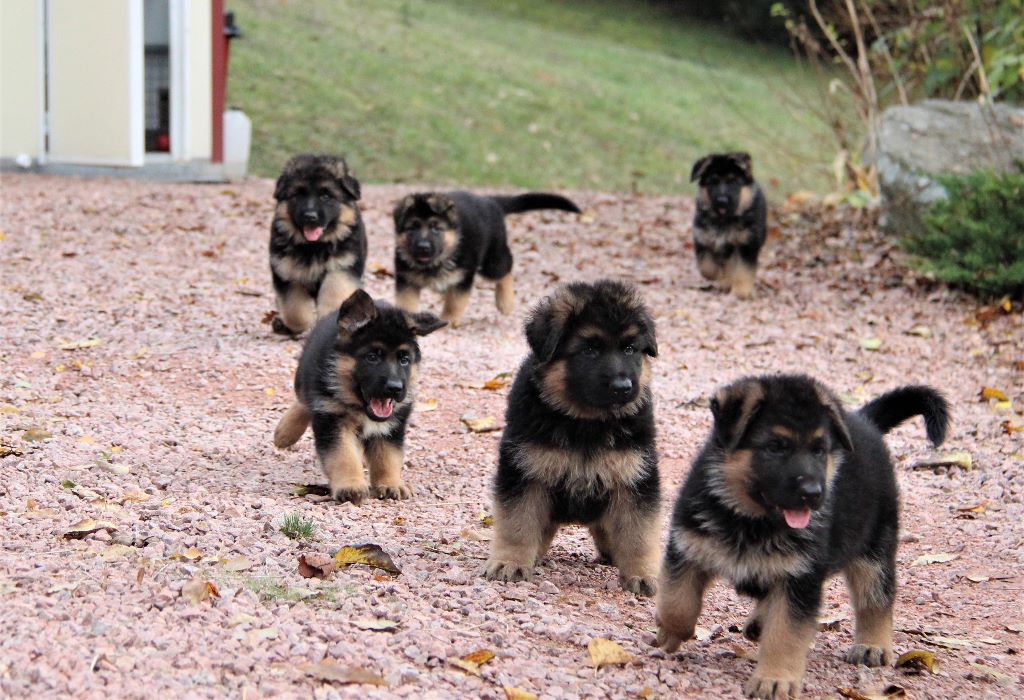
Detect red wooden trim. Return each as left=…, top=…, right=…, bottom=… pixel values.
left=211, top=0, right=225, bottom=163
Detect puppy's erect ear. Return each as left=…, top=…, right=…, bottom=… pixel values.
left=336, top=289, right=378, bottom=338
left=524, top=286, right=582, bottom=364
left=814, top=384, right=853, bottom=452
left=404, top=311, right=447, bottom=337
left=392, top=196, right=415, bottom=230
left=728, top=152, right=753, bottom=180
left=690, top=155, right=713, bottom=183
left=710, top=379, right=765, bottom=451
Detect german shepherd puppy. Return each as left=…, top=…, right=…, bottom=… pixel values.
left=484, top=280, right=661, bottom=595
left=392, top=191, right=580, bottom=326
left=690, top=152, right=767, bottom=299
left=273, top=290, right=445, bottom=503
left=269, top=154, right=368, bottom=335
left=656, top=375, right=949, bottom=699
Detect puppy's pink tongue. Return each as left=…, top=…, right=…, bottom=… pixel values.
left=369, top=398, right=394, bottom=418
left=303, top=226, right=323, bottom=242
left=783, top=508, right=811, bottom=529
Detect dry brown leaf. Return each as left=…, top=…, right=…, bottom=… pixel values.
left=303, top=661, right=387, bottom=686
left=447, top=649, right=495, bottom=675
left=22, top=428, right=52, bottom=443
left=728, top=644, right=755, bottom=659
left=58, top=337, right=102, bottom=350
left=922, top=634, right=974, bottom=650
left=480, top=513, right=495, bottom=527
left=349, top=618, right=399, bottom=632
left=912, top=451, right=972, bottom=472
left=334, top=544, right=401, bottom=575
left=100, top=544, right=136, bottom=562
left=1000, top=420, right=1024, bottom=434
left=860, top=337, right=883, bottom=351
left=260, top=309, right=278, bottom=325
left=180, top=578, right=219, bottom=604
left=223, top=556, right=253, bottom=572
left=838, top=686, right=906, bottom=700
left=0, top=439, right=23, bottom=458
left=63, top=518, right=117, bottom=539
left=955, top=500, right=990, bottom=518
left=298, top=553, right=336, bottom=579
left=905, top=325, right=932, bottom=338
left=290, top=483, right=331, bottom=497
left=1006, top=622, right=1024, bottom=633
left=817, top=614, right=848, bottom=631
left=481, top=372, right=512, bottom=391
left=461, top=413, right=499, bottom=433
left=504, top=687, right=538, bottom=700
left=910, top=552, right=958, bottom=567
left=413, top=398, right=438, bottom=412
left=980, top=387, right=1008, bottom=402
left=587, top=638, right=633, bottom=668
left=968, top=662, right=1014, bottom=686
left=895, top=649, right=938, bottom=673
left=460, top=528, right=492, bottom=542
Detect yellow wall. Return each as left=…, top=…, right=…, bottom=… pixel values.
left=186, top=0, right=211, bottom=160
left=0, top=0, right=43, bottom=160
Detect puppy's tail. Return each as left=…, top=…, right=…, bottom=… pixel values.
left=274, top=402, right=311, bottom=448
left=494, top=193, right=581, bottom=216
left=858, top=386, right=950, bottom=446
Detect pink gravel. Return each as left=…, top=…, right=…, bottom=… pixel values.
left=0, top=173, right=1022, bottom=699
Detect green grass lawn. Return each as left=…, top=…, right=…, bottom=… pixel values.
left=228, top=0, right=833, bottom=195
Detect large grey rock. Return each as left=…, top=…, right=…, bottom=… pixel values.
left=877, top=99, right=1024, bottom=233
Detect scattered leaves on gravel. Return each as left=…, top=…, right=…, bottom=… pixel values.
left=297, top=553, right=336, bottom=579
left=895, top=649, right=938, bottom=674
left=332, top=544, right=401, bottom=575
left=302, top=661, right=387, bottom=686
left=910, top=552, right=959, bottom=567
left=587, top=638, right=633, bottom=668
left=63, top=519, right=117, bottom=539
left=447, top=649, right=495, bottom=675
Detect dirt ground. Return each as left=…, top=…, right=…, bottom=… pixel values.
left=1, top=174, right=1021, bottom=700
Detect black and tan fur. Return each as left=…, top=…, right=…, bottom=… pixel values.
left=392, top=191, right=580, bottom=326
left=273, top=290, right=445, bottom=503
left=656, top=375, right=949, bottom=699
left=484, top=280, right=661, bottom=595
left=691, top=152, right=767, bottom=299
left=269, top=154, right=368, bottom=335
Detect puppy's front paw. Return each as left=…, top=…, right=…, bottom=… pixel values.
left=744, top=672, right=803, bottom=700
left=483, top=559, right=534, bottom=582
left=331, top=485, right=369, bottom=505
left=621, top=574, right=657, bottom=597
left=372, top=483, right=412, bottom=500
left=655, top=625, right=684, bottom=653
left=845, top=644, right=893, bottom=667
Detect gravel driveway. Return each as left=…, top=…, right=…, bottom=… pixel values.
left=1, top=174, right=1021, bottom=699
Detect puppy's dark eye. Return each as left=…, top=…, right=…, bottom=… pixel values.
left=582, top=344, right=599, bottom=358
left=766, top=439, right=789, bottom=455
left=623, top=344, right=636, bottom=355
left=811, top=442, right=827, bottom=457
left=364, top=351, right=380, bottom=364
left=429, top=224, right=440, bottom=234
left=398, top=352, right=411, bottom=366
left=319, top=191, right=331, bottom=201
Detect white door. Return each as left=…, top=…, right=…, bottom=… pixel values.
left=46, top=0, right=143, bottom=166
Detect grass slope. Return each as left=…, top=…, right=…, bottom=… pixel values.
left=229, top=0, right=831, bottom=195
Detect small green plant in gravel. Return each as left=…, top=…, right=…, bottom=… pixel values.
left=902, top=169, right=1024, bottom=299
left=278, top=513, right=317, bottom=541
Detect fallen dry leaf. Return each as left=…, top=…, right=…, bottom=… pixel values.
left=461, top=413, right=499, bottom=433
left=298, top=553, right=336, bottom=579
left=100, top=544, right=136, bottom=562
left=905, top=325, right=931, bottom=338
left=980, top=387, right=1008, bottom=402
left=22, top=428, right=52, bottom=443
left=504, top=687, right=538, bottom=700
left=587, top=638, right=633, bottom=668
left=349, top=618, right=399, bottom=632
left=1006, top=622, right=1024, bottom=633
left=967, top=662, right=1014, bottom=686
left=223, top=556, right=253, bottom=572
left=895, top=649, right=938, bottom=673
left=290, top=483, right=331, bottom=497
left=838, top=686, right=906, bottom=700
left=303, top=661, right=387, bottom=686
left=447, top=649, right=495, bottom=675
left=63, top=518, right=117, bottom=539
left=860, top=337, right=883, bottom=351
left=955, top=500, right=990, bottom=518
left=333, top=544, right=401, bottom=575
left=261, top=309, right=278, bottom=325
left=58, top=337, right=102, bottom=350
left=910, top=552, right=958, bottom=567
left=912, top=451, right=972, bottom=472
left=180, top=578, right=219, bottom=604
left=481, top=372, right=512, bottom=391
left=460, top=528, right=492, bottom=542
left=413, top=399, right=438, bottom=412
left=922, top=634, right=974, bottom=650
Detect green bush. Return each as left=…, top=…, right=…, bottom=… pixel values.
left=902, top=169, right=1024, bottom=299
